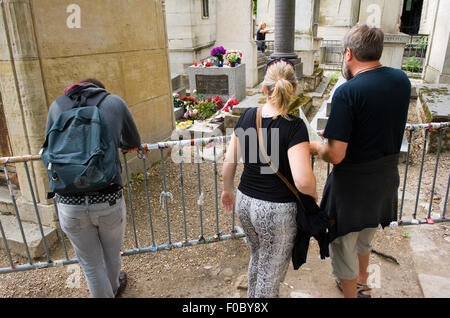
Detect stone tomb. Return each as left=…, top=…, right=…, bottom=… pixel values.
left=187, top=64, right=246, bottom=102
left=417, top=84, right=450, bottom=152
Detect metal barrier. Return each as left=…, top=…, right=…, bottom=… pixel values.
left=402, top=34, right=429, bottom=78
left=320, top=40, right=343, bottom=71
left=0, top=123, right=449, bottom=274
left=254, top=40, right=274, bottom=57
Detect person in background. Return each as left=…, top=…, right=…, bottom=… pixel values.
left=256, top=22, right=275, bottom=54
left=221, top=60, right=317, bottom=298
left=45, top=78, right=141, bottom=298
left=310, top=24, right=411, bottom=298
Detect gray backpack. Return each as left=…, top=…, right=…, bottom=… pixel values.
left=41, top=89, right=117, bottom=195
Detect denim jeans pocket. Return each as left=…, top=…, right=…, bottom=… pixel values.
left=59, top=213, right=82, bottom=233
left=98, top=205, right=124, bottom=230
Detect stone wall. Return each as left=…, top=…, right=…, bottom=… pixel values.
left=216, top=0, right=258, bottom=88
left=166, top=0, right=217, bottom=75
left=0, top=0, right=174, bottom=223
left=318, top=0, right=360, bottom=40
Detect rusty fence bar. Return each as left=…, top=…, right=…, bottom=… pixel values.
left=0, top=123, right=448, bottom=275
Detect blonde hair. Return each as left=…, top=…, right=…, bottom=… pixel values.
left=259, top=21, right=267, bottom=29
left=263, top=61, right=297, bottom=119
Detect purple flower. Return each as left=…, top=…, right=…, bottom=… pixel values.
left=211, top=46, right=226, bottom=57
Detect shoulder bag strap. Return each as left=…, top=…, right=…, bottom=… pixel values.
left=256, top=107, right=306, bottom=211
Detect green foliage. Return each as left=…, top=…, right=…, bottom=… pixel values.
left=412, top=36, right=429, bottom=50
left=130, top=172, right=145, bottom=185
left=227, top=53, right=239, bottom=63
left=329, top=71, right=340, bottom=84
left=191, top=100, right=219, bottom=120
left=402, top=56, right=422, bottom=73
left=253, top=0, right=257, bottom=15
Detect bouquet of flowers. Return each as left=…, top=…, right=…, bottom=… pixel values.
left=211, top=46, right=226, bottom=65
left=182, top=95, right=223, bottom=121
left=226, top=50, right=243, bottom=67
left=173, top=93, right=183, bottom=108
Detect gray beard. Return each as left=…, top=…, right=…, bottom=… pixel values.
left=342, top=62, right=354, bottom=81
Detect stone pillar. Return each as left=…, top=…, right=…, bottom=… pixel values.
left=423, top=0, right=450, bottom=84
left=271, top=0, right=298, bottom=59
left=295, top=0, right=322, bottom=76
left=358, top=0, right=409, bottom=69
left=0, top=0, right=55, bottom=225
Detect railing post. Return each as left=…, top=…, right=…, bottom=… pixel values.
left=123, top=152, right=139, bottom=249
left=23, top=162, right=51, bottom=262
left=159, top=148, right=172, bottom=245
left=427, top=129, right=444, bottom=219
left=400, top=131, right=413, bottom=220
left=413, top=129, right=429, bottom=219
left=3, top=165, right=32, bottom=264
left=142, top=154, right=156, bottom=248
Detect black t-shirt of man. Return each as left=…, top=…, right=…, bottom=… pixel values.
left=324, top=67, right=411, bottom=164
left=234, top=107, right=309, bottom=203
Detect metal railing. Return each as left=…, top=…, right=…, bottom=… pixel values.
left=255, top=40, right=274, bottom=57
left=402, top=34, right=429, bottom=78
left=0, top=123, right=449, bottom=274
left=320, top=40, right=343, bottom=71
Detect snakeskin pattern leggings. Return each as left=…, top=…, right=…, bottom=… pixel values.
left=236, top=190, right=297, bottom=298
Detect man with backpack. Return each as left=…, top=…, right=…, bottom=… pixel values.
left=43, top=79, right=141, bottom=298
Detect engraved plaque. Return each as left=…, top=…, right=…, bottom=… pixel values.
left=196, top=75, right=229, bottom=95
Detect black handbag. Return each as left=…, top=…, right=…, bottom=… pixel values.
left=255, top=107, right=333, bottom=269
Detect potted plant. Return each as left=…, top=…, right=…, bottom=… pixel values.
left=226, top=50, right=243, bottom=67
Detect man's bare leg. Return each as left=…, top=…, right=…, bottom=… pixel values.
left=339, top=278, right=357, bottom=298
left=357, top=253, right=371, bottom=296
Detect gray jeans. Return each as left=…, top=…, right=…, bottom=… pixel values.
left=57, top=197, right=126, bottom=298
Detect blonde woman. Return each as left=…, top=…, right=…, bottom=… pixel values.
left=256, top=22, right=274, bottom=53
left=221, top=60, right=317, bottom=298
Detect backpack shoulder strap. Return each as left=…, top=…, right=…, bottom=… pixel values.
left=256, top=107, right=305, bottom=210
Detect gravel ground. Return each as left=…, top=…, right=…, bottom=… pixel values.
left=0, top=78, right=448, bottom=298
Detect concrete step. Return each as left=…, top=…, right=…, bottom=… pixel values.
left=408, top=225, right=450, bottom=298
left=231, top=94, right=265, bottom=116
left=173, top=87, right=186, bottom=99
left=0, top=186, right=15, bottom=215
left=171, top=73, right=183, bottom=91
left=0, top=214, right=58, bottom=259
left=305, top=76, right=331, bottom=99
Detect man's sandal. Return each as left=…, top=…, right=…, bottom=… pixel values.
left=335, top=278, right=372, bottom=298
left=357, top=284, right=372, bottom=298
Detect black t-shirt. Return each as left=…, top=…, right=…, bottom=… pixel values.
left=256, top=29, right=266, bottom=41
left=324, top=67, right=411, bottom=164
left=234, top=107, right=309, bottom=203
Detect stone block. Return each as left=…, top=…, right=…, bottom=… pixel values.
left=300, top=68, right=323, bottom=92
left=296, top=50, right=317, bottom=76
left=0, top=187, right=14, bottom=215
left=0, top=214, right=58, bottom=259
left=187, top=64, right=247, bottom=102
left=130, top=95, right=175, bottom=146
left=14, top=196, right=56, bottom=228
left=417, top=84, right=450, bottom=153
left=32, top=0, right=167, bottom=58
left=174, top=107, right=185, bottom=120
left=316, top=117, right=328, bottom=131
left=224, top=114, right=241, bottom=131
